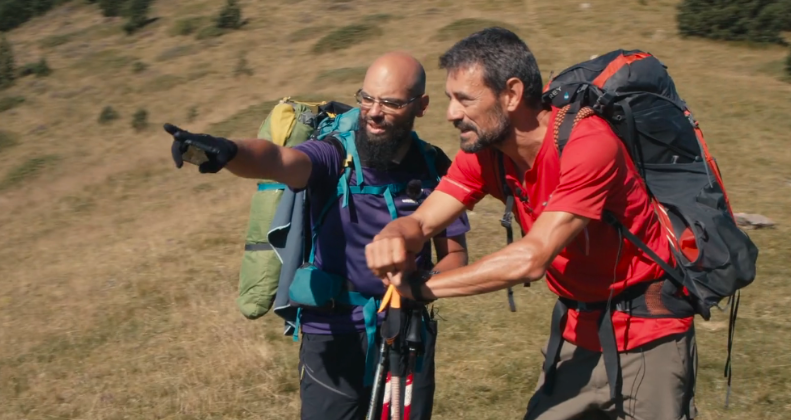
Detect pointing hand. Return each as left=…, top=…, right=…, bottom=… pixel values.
left=163, top=123, right=238, bottom=173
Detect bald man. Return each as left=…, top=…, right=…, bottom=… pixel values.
left=163, top=52, right=470, bottom=419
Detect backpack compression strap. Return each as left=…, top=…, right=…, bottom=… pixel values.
left=497, top=151, right=518, bottom=312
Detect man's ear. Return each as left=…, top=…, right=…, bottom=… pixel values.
left=503, top=77, right=524, bottom=112
left=416, top=94, right=429, bottom=117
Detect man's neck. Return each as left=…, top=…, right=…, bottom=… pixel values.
left=498, top=108, right=552, bottom=176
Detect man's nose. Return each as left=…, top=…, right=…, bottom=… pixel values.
left=446, top=100, right=463, bottom=122
left=367, top=101, right=384, bottom=118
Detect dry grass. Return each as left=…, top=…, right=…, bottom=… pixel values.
left=0, top=130, right=19, bottom=152
left=0, top=95, right=25, bottom=112
left=311, top=24, right=385, bottom=54
left=314, top=66, right=368, bottom=86
left=0, top=0, right=789, bottom=419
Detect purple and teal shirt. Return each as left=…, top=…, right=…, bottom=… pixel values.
left=290, top=135, right=470, bottom=335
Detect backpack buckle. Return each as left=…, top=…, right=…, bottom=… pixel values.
left=342, top=154, right=353, bottom=168
left=594, top=92, right=615, bottom=113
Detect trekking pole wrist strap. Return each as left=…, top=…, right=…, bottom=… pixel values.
left=408, top=270, right=438, bottom=303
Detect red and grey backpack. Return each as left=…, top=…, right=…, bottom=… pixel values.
left=499, top=49, right=759, bottom=406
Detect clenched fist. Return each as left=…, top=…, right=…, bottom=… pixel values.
left=365, top=234, right=413, bottom=279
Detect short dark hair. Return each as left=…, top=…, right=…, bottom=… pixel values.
left=439, top=27, right=545, bottom=109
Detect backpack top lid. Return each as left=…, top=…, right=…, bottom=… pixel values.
left=542, top=50, right=685, bottom=111
left=542, top=49, right=705, bottom=167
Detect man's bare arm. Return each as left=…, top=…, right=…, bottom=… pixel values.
left=431, top=234, right=469, bottom=272
left=406, top=211, right=588, bottom=300
left=223, top=139, right=313, bottom=189
left=366, top=190, right=467, bottom=277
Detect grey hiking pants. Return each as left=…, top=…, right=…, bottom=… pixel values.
left=524, top=327, right=698, bottom=420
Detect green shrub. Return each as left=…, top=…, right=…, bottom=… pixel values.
left=0, top=130, right=18, bottom=152
left=132, top=61, right=148, bottom=73
left=19, top=58, right=51, bottom=78
left=234, top=54, right=252, bottom=77
left=0, top=0, right=73, bottom=32
left=312, top=24, right=383, bottom=54
left=98, top=105, right=119, bottom=124
left=171, top=16, right=205, bottom=36
left=776, top=0, right=791, bottom=31
left=785, top=48, right=791, bottom=79
left=122, top=0, right=153, bottom=35
left=677, top=0, right=788, bottom=45
left=98, top=0, right=127, bottom=17
left=0, top=35, right=15, bottom=90
left=132, top=108, right=148, bottom=131
left=0, top=95, right=24, bottom=112
left=39, top=33, right=74, bottom=48
left=0, top=1, right=30, bottom=32
left=187, top=106, right=198, bottom=122
left=0, top=154, right=60, bottom=190
left=216, top=0, right=242, bottom=29
left=313, top=67, right=367, bottom=85
left=196, top=25, right=224, bottom=40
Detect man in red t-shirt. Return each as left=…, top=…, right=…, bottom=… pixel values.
left=365, top=28, right=698, bottom=420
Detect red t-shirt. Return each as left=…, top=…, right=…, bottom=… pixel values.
left=435, top=107, right=693, bottom=352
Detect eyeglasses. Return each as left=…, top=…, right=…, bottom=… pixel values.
left=355, top=89, right=420, bottom=112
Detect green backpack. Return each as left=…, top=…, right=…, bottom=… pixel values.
left=236, top=97, right=340, bottom=319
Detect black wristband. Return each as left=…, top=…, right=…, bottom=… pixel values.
left=409, top=270, right=437, bottom=303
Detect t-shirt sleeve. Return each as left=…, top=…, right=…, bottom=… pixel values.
left=290, top=139, right=343, bottom=192
left=434, top=150, right=488, bottom=210
left=543, top=120, right=623, bottom=220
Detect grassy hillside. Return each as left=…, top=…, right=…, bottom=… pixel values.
left=1, top=0, right=790, bottom=419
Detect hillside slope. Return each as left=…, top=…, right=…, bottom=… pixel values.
left=1, top=0, right=790, bottom=419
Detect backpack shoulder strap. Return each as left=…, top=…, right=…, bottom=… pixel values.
left=554, top=104, right=596, bottom=158
left=319, top=132, right=350, bottom=170
left=303, top=133, right=352, bottom=264
left=412, top=134, right=440, bottom=182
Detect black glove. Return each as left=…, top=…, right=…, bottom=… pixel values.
left=163, top=123, right=238, bottom=174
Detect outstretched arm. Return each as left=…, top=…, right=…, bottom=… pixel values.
left=223, top=139, right=313, bottom=189
left=164, top=123, right=314, bottom=189
left=411, top=211, right=589, bottom=300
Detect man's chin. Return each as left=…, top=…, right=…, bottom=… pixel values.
left=459, top=136, right=483, bottom=154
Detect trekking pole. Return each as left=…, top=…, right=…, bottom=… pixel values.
left=365, top=339, right=389, bottom=420
left=386, top=290, right=403, bottom=420
left=366, top=286, right=395, bottom=420
left=381, top=371, right=392, bottom=420
left=365, top=284, right=403, bottom=420
left=403, top=303, right=424, bottom=420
